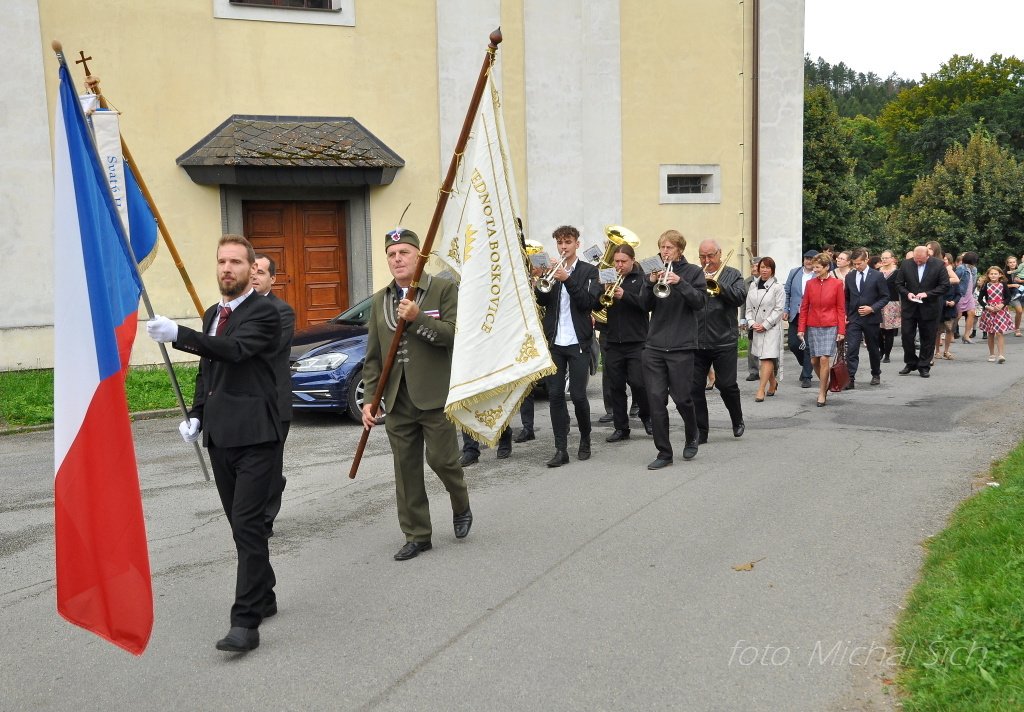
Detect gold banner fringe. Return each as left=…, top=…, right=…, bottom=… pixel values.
left=444, top=365, right=556, bottom=448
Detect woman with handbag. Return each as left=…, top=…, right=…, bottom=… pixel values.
left=797, top=253, right=846, bottom=407
left=745, top=257, right=785, bottom=402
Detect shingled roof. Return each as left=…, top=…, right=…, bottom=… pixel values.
left=176, top=115, right=404, bottom=186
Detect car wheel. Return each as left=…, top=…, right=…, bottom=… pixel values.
left=346, top=369, right=366, bottom=422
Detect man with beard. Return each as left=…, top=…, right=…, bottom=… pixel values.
left=147, top=234, right=281, bottom=653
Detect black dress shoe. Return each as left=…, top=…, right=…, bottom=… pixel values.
left=745, top=373, right=760, bottom=381
left=216, top=626, right=260, bottom=652
left=598, top=412, right=614, bottom=423
left=606, top=429, right=630, bottom=443
left=459, top=452, right=479, bottom=467
left=843, top=380, right=855, bottom=390
left=394, top=541, right=432, bottom=561
left=513, top=429, right=535, bottom=443
left=870, top=376, right=880, bottom=386
left=898, top=365, right=914, bottom=375
left=882, top=355, right=890, bottom=363
left=647, top=457, right=673, bottom=470
left=919, top=368, right=930, bottom=378
left=732, top=422, right=745, bottom=438
left=577, top=436, right=591, bottom=461
left=800, top=379, right=812, bottom=388
left=496, top=447, right=512, bottom=459
left=453, top=507, right=473, bottom=539
left=682, top=441, right=699, bottom=460
left=641, top=418, right=653, bottom=436
left=698, top=431, right=709, bottom=445
left=546, top=450, right=569, bottom=467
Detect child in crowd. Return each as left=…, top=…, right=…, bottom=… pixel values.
left=978, top=266, right=1013, bottom=364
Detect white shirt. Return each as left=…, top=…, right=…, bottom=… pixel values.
left=553, top=258, right=579, bottom=347
left=917, top=263, right=926, bottom=282
left=857, top=268, right=868, bottom=290
left=209, top=288, right=254, bottom=336
left=800, top=267, right=814, bottom=291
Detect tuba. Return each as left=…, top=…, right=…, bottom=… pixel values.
left=705, top=249, right=735, bottom=296
left=592, top=225, right=641, bottom=323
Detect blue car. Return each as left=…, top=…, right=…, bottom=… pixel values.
left=290, top=295, right=374, bottom=421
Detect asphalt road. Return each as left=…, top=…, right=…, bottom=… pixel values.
left=2, top=336, right=1022, bottom=711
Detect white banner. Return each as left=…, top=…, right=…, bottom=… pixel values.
left=79, top=94, right=131, bottom=238
left=443, top=75, right=554, bottom=446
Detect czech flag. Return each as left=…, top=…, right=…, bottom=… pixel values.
left=53, top=62, right=153, bottom=655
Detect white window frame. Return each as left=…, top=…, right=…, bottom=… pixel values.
left=659, top=164, right=721, bottom=204
left=214, top=0, right=355, bottom=27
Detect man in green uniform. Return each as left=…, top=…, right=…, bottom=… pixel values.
left=361, top=228, right=472, bottom=561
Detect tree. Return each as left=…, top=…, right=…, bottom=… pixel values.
left=885, top=130, right=1024, bottom=267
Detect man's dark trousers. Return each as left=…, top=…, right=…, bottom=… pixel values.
left=692, top=346, right=743, bottom=435
left=642, top=348, right=697, bottom=460
left=546, top=343, right=592, bottom=450
left=902, top=313, right=938, bottom=370
left=787, top=317, right=813, bottom=380
left=209, top=440, right=278, bottom=627
left=605, top=341, right=649, bottom=431
left=845, top=321, right=881, bottom=380
left=264, top=421, right=290, bottom=533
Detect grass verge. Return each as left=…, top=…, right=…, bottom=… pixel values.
left=0, top=365, right=198, bottom=428
left=893, top=441, right=1024, bottom=710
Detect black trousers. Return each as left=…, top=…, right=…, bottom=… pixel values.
left=208, top=440, right=278, bottom=629
left=787, top=316, right=814, bottom=380
left=519, top=388, right=535, bottom=432
left=642, top=348, right=697, bottom=460
left=605, top=341, right=649, bottom=431
left=691, top=346, right=744, bottom=434
left=901, top=313, right=938, bottom=370
left=845, top=320, right=881, bottom=378
left=880, top=328, right=898, bottom=358
left=546, top=342, right=592, bottom=450
left=264, top=419, right=290, bottom=534
left=462, top=427, right=512, bottom=456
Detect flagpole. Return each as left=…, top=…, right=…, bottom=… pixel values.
left=52, top=41, right=210, bottom=482
left=348, top=27, right=502, bottom=479
left=75, top=58, right=206, bottom=319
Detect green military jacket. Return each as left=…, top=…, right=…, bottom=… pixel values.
left=362, top=274, right=458, bottom=411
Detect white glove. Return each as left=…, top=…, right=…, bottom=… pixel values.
left=147, top=315, right=179, bottom=343
left=178, top=417, right=201, bottom=443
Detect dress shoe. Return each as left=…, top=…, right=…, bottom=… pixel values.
left=216, top=626, right=260, bottom=652
left=898, top=365, right=914, bottom=375
left=394, top=541, right=432, bottom=561
left=453, top=507, right=473, bottom=538
left=641, top=418, right=653, bottom=436
left=606, top=429, right=630, bottom=443
left=647, top=457, right=673, bottom=470
left=882, top=355, right=890, bottom=363
left=682, top=440, right=699, bottom=460
left=513, top=429, right=535, bottom=443
left=496, top=447, right=512, bottom=459
left=262, top=600, right=278, bottom=619
left=745, top=373, right=759, bottom=382
left=459, top=452, right=479, bottom=467
left=698, top=431, right=709, bottom=445
left=546, top=449, right=569, bottom=467
left=578, top=436, right=591, bottom=461
left=800, top=378, right=812, bottom=388
left=732, top=422, right=745, bottom=438
left=767, top=383, right=778, bottom=397
left=870, top=376, right=880, bottom=386
left=598, top=412, right=614, bottom=423
left=919, top=368, right=930, bottom=378
left=843, top=380, right=855, bottom=391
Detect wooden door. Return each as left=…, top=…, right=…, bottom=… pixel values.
left=244, top=201, right=349, bottom=327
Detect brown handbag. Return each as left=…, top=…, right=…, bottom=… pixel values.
left=828, top=341, right=850, bottom=393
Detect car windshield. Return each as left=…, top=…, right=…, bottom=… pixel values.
left=332, top=295, right=373, bottom=325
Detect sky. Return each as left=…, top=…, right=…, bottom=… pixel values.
left=804, top=0, right=1024, bottom=79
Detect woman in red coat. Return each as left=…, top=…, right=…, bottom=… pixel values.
left=797, top=253, right=846, bottom=406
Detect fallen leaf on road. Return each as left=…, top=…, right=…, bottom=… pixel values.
left=732, top=557, right=765, bottom=571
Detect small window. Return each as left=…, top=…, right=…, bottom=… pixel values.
left=214, top=0, right=354, bottom=26
left=659, top=164, right=721, bottom=204
left=230, top=0, right=337, bottom=9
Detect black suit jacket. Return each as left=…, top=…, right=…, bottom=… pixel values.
left=536, top=259, right=602, bottom=346
left=174, top=292, right=282, bottom=449
left=895, top=257, right=950, bottom=321
left=844, top=268, right=890, bottom=325
left=265, top=292, right=295, bottom=423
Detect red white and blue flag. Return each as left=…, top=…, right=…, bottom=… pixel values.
left=53, top=62, right=154, bottom=655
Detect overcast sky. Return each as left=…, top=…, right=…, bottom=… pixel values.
left=804, top=0, right=1024, bottom=79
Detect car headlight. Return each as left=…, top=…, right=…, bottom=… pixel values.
left=293, top=352, right=350, bottom=372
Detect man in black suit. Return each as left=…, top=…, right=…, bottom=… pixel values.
left=147, top=234, right=281, bottom=653
left=843, top=247, right=890, bottom=387
left=252, top=254, right=295, bottom=536
left=894, top=245, right=950, bottom=377
left=535, top=225, right=602, bottom=467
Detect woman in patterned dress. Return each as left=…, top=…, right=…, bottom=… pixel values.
left=977, top=266, right=1013, bottom=364
left=878, top=250, right=901, bottom=362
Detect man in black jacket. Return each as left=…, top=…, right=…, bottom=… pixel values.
left=691, top=239, right=746, bottom=443
left=843, top=247, right=889, bottom=387
left=640, top=230, right=707, bottom=469
left=598, top=245, right=650, bottom=443
left=535, top=225, right=602, bottom=466
left=895, top=245, right=950, bottom=377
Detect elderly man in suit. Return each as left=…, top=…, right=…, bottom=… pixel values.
left=361, top=228, right=471, bottom=562
left=147, top=234, right=282, bottom=653
left=843, top=247, right=890, bottom=388
left=782, top=249, right=820, bottom=388
left=895, top=245, right=951, bottom=377
left=251, top=254, right=295, bottom=536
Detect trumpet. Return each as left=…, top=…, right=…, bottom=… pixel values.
left=653, top=261, right=673, bottom=299
left=705, top=248, right=735, bottom=296
left=593, top=272, right=626, bottom=325
left=537, top=250, right=568, bottom=293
